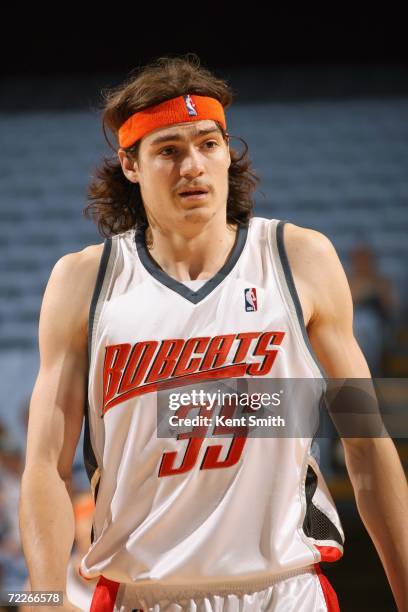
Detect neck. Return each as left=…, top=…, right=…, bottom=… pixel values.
left=144, top=216, right=239, bottom=281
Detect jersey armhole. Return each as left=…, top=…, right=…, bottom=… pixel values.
left=84, top=237, right=113, bottom=512
left=88, top=238, right=112, bottom=366
left=273, top=220, right=327, bottom=379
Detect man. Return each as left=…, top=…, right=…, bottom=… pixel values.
left=20, top=55, right=408, bottom=611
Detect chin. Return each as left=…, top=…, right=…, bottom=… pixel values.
left=182, top=207, right=214, bottom=225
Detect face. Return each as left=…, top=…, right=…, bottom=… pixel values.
left=118, top=119, right=231, bottom=232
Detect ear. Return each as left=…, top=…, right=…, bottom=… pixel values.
left=118, top=148, right=140, bottom=184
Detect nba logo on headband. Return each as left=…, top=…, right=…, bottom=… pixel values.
left=184, top=95, right=198, bottom=116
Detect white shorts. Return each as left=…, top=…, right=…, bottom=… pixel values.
left=89, top=565, right=339, bottom=612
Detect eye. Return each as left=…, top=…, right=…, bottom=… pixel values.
left=158, top=140, right=219, bottom=157
left=202, top=140, right=218, bottom=149
left=159, top=146, right=177, bottom=157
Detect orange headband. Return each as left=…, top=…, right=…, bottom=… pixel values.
left=118, top=95, right=227, bottom=149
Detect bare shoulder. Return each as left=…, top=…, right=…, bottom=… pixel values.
left=283, top=223, right=336, bottom=260
left=40, top=242, right=105, bottom=353
left=283, top=223, right=351, bottom=325
left=283, top=222, right=343, bottom=279
left=54, top=242, right=104, bottom=274
left=51, top=242, right=104, bottom=296
left=63, top=242, right=104, bottom=264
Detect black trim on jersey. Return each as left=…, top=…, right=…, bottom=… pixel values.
left=134, top=223, right=249, bottom=304
left=303, top=464, right=343, bottom=546
left=90, top=478, right=101, bottom=544
left=83, top=238, right=112, bottom=490
left=276, top=220, right=326, bottom=378
left=87, top=238, right=112, bottom=363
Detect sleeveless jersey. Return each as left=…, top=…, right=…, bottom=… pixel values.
left=80, top=217, right=344, bottom=597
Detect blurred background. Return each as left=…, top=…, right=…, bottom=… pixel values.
left=0, top=9, right=407, bottom=611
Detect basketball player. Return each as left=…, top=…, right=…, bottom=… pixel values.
left=19, top=55, right=408, bottom=612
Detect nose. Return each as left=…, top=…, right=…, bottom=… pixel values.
left=179, top=146, right=205, bottom=179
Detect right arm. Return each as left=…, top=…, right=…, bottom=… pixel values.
left=19, top=245, right=102, bottom=610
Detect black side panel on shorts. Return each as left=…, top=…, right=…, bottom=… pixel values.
left=303, top=464, right=343, bottom=546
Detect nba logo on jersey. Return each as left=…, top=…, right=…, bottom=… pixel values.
left=184, top=94, right=198, bottom=116
left=244, top=288, right=257, bottom=311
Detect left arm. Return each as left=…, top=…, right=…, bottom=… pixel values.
left=285, top=223, right=408, bottom=612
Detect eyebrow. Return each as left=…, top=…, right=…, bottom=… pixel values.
left=149, top=127, right=222, bottom=147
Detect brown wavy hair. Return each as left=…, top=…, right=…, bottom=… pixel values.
left=83, top=54, right=260, bottom=237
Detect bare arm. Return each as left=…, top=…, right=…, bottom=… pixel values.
left=19, top=245, right=102, bottom=610
left=285, top=224, right=408, bottom=612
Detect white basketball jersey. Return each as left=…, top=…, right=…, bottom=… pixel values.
left=80, top=217, right=344, bottom=598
